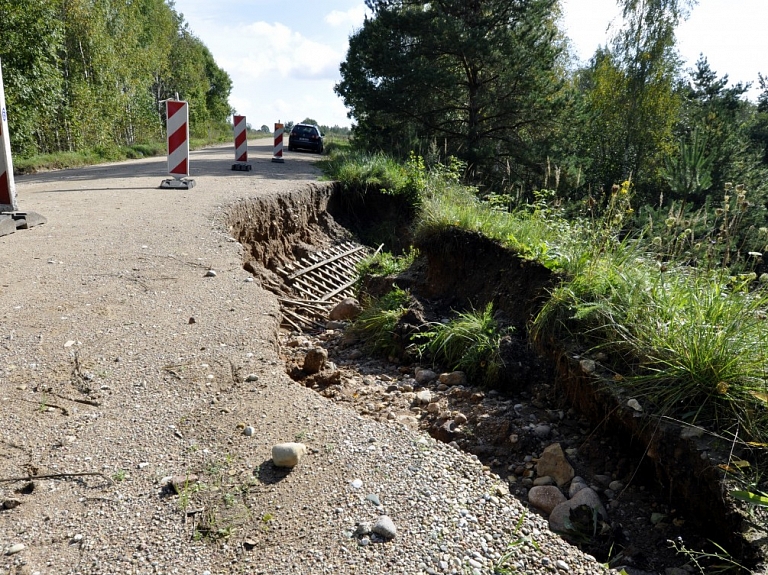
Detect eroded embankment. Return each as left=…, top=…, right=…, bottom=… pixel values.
left=227, top=184, right=767, bottom=572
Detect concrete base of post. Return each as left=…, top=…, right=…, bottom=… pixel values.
left=159, top=178, right=196, bottom=190
left=0, top=211, right=47, bottom=236
left=271, top=157, right=284, bottom=163
left=231, top=163, right=252, bottom=171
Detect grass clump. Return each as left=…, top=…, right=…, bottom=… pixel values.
left=357, top=247, right=419, bottom=279
left=419, top=303, right=513, bottom=388
left=351, top=286, right=411, bottom=357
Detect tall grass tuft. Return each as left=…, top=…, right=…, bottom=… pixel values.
left=419, top=303, right=513, bottom=388
left=351, top=287, right=411, bottom=357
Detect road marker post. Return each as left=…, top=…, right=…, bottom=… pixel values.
left=0, top=57, right=47, bottom=236
left=232, top=115, right=251, bottom=171
left=271, top=123, right=284, bottom=163
left=160, top=100, right=195, bottom=189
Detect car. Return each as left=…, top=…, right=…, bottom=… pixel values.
left=288, top=123, right=324, bottom=154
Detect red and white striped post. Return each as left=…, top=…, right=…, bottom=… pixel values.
left=160, top=99, right=195, bottom=189
left=232, top=115, right=251, bottom=171
left=272, top=122, right=284, bottom=163
left=0, top=57, right=46, bottom=235
left=0, top=58, right=18, bottom=213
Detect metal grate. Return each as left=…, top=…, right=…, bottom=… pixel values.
left=276, top=242, right=369, bottom=331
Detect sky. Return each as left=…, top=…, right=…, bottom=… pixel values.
left=171, top=0, right=768, bottom=129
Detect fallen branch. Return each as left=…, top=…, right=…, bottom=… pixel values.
left=0, top=472, right=111, bottom=483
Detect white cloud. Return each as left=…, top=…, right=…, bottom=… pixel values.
left=206, top=21, right=342, bottom=82
left=325, top=5, right=367, bottom=28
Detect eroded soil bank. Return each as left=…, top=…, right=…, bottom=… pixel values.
left=228, top=183, right=768, bottom=574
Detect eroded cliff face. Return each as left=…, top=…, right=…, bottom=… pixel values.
left=228, top=183, right=768, bottom=572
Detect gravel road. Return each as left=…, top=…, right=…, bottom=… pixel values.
left=0, top=140, right=609, bottom=575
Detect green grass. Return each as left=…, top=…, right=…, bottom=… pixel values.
left=357, top=247, right=419, bottom=279
left=351, top=287, right=411, bottom=357
left=419, top=303, right=513, bottom=388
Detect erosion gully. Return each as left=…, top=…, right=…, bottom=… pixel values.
left=226, top=183, right=768, bottom=574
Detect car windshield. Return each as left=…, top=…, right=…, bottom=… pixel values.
left=293, top=125, right=316, bottom=136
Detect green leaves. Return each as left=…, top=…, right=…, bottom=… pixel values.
left=0, top=0, right=231, bottom=156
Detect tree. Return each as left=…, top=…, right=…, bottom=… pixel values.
left=0, top=0, right=63, bottom=156
left=568, top=0, right=693, bottom=202
left=336, top=0, right=567, bottom=184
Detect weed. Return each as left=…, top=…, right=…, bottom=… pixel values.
left=112, top=469, right=127, bottom=482
left=419, top=303, right=513, bottom=388
left=493, top=511, right=540, bottom=573
left=668, top=537, right=750, bottom=574
left=351, top=287, right=411, bottom=357
left=294, top=430, right=309, bottom=442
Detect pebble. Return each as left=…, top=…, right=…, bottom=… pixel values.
left=272, top=443, right=307, bottom=468
left=366, top=493, right=381, bottom=506
left=372, top=515, right=397, bottom=539
left=350, top=479, right=363, bottom=489
left=204, top=269, right=217, bottom=277
left=243, top=426, right=255, bottom=436
left=5, top=543, right=25, bottom=555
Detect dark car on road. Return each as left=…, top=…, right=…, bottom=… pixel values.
left=288, top=123, right=324, bottom=154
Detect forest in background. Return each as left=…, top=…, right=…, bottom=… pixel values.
left=336, top=0, right=768, bottom=260
left=0, top=0, right=232, bottom=159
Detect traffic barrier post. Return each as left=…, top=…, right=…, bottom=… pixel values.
left=232, top=115, right=251, bottom=171
left=0, top=58, right=18, bottom=213
left=0, top=57, right=47, bottom=236
left=160, top=99, right=195, bottom=189
left=272, top=123, right=284, bottom=163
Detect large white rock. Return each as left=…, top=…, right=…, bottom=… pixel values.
left=272, top=442, right=308, bottom=468
left=372, top=515, right=397, bottom=539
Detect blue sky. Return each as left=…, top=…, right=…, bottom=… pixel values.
left=171, top=0, right=768, bottom=129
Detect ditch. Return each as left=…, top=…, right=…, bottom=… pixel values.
left=226, top=183, right=768, bottom=575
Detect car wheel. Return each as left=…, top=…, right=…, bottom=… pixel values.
left=316, top=146, right=323, bottom=154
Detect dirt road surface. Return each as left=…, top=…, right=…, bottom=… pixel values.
left=0, top=141, right=605, bottom=575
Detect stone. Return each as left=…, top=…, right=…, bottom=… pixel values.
left=415, top=390, right=432, bottom=405
left=533, top=424, right=551, bottom=439
left=354, top=522, right=372, bottom=536
left=533, top=476, right=555, bottom=487
left=426, top=402, right=440, bottom=414
left=568, top=477, right=589, bottom=498
left=439, top=371, right=467, bottom=386
left=271, top=443, right=307, bottom=468
left=169, top=474, right=199, bottom=494
left=372, top=515, right=397, bottom=539
left=329, top=298, right=362, bottom=321
left=680, top=426, right=705, bottom=440
left=366, top=493, right=381, bottom=506
left=5, top=543, right=25, bottom=555
left=536, top=443, right=574, bottom=487
left=528, top=485, right=567, bottom=515
left=579, top=359, right=595, bottom=373
left=415, top=368, right=437, bottom=385
left=204, top=269, right=217, bottom=277
left=303, top=347, right=328, bottom=375
left=243, top=426, right=255, bottom=436
left=454, top=412, right=468, bottom=425
left=549, top=488, right=608, bottom=535
left=2, top=498, right=21, bottom=509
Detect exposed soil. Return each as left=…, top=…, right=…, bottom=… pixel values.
left=235, top=182, right=768, bottom=574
